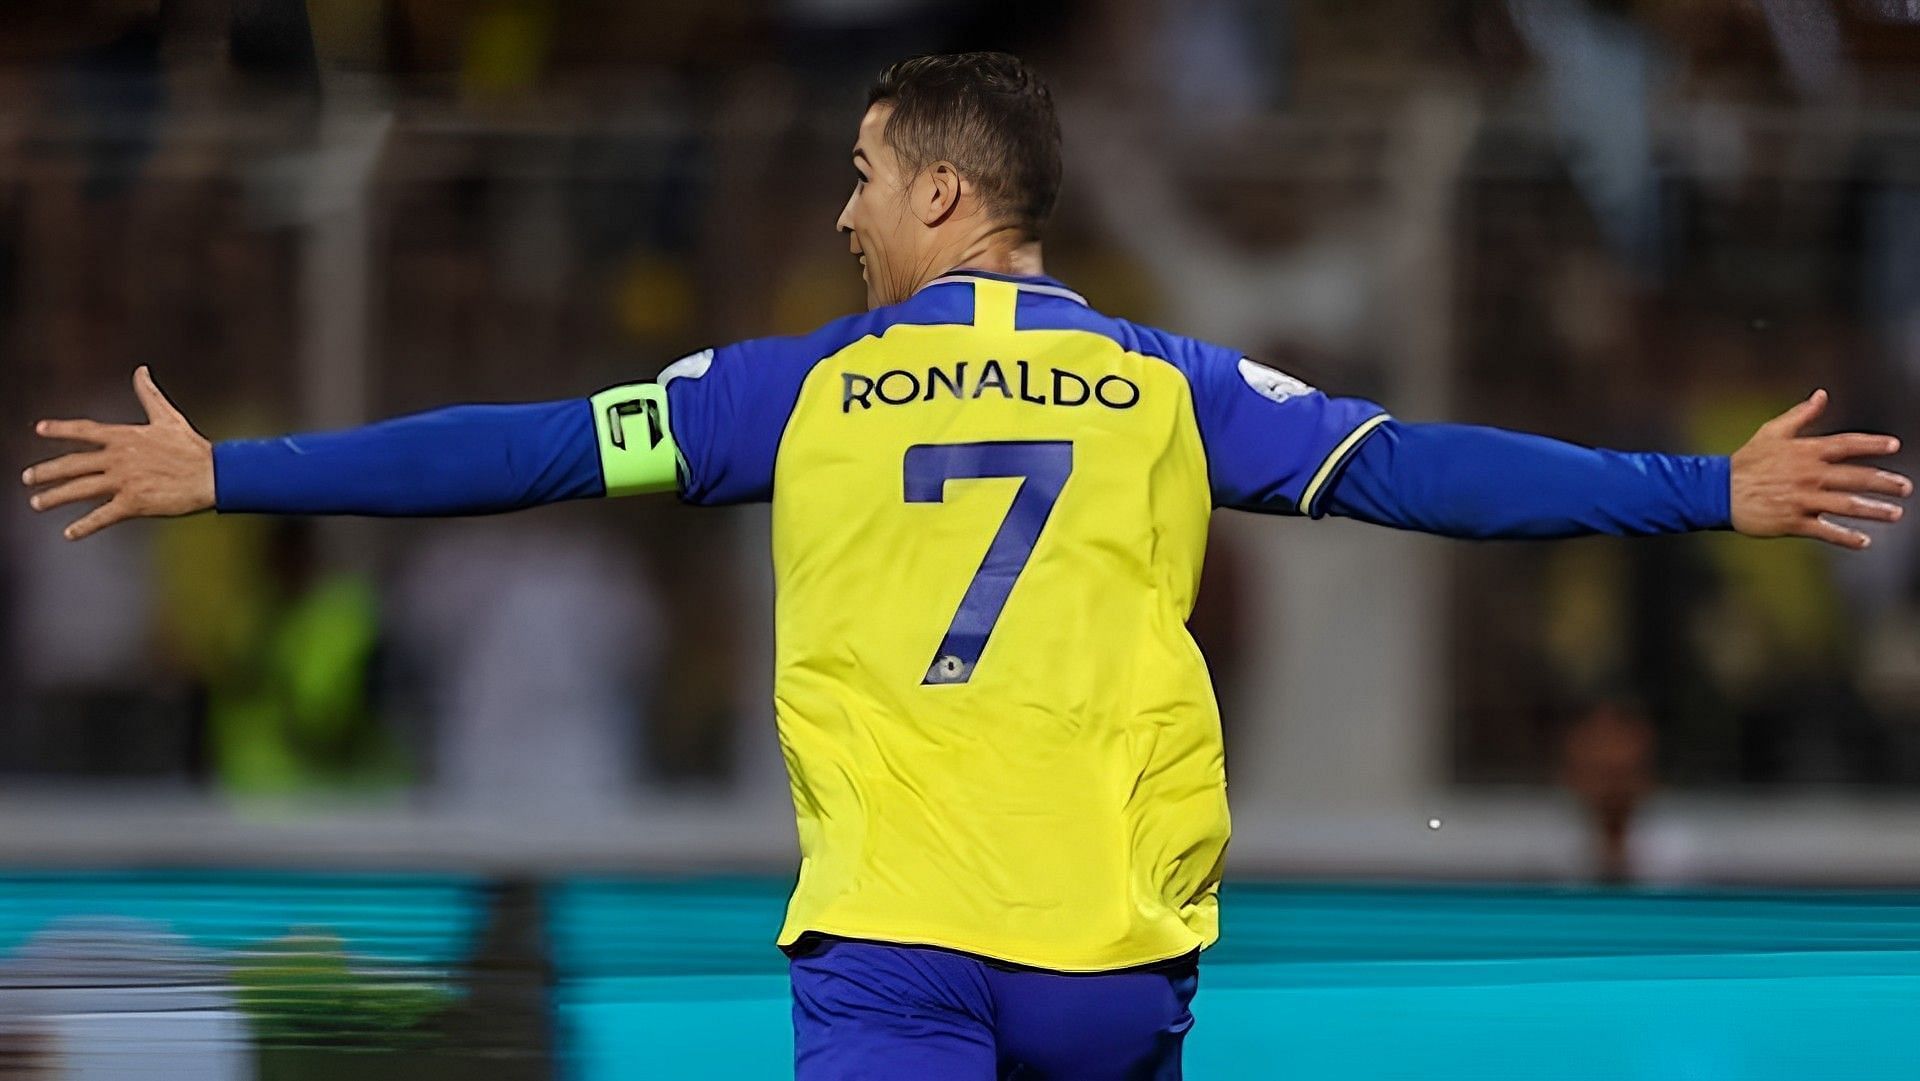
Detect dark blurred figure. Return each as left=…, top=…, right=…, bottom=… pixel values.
left=60, top=8, right=164, bottom=200
left=1560, top=698, right=1656, bottom=884
left=0, top=1029, right=56, bottom=1079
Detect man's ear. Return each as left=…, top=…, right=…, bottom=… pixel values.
left=915, top=162, right=963, bottom=227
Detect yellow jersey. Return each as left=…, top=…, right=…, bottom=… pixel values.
left=662, top=271, right=1385, bottom=972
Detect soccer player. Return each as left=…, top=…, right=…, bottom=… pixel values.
left=20, top=53, right=1912, bottom=1080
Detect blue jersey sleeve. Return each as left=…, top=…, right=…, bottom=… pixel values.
left=1145, top=328, right=1387, bottom=516
left=662, top=337, right=808, bottom=506
left=1323, top=419, right=1732, bottom=537
left=663, top=336, right=827, bottom=507
left=214, top=399, right=604, bottom=516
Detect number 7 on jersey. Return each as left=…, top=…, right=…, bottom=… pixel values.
left=904, top=441, right=1073, bottom=685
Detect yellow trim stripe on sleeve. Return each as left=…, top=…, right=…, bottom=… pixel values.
left=1299, top=412, right=1391, bottom=516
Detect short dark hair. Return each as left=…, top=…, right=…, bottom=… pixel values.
left=868, top=52, right=1063, bottom=240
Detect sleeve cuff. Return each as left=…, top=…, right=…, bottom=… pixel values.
left=1699, top=454, right=1733, bottom=530
left=1301, top=412, right=1392, bottom=518
left=211, top=438, right=278, bottom=514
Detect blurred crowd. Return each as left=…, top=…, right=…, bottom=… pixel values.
left=4, top=0, right=1920, bottom=857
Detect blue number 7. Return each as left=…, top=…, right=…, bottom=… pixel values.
left=904, top=441, right=1073, bottom=685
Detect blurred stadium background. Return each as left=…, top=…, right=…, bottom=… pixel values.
left=6, top=0, right=1920, bottom=1078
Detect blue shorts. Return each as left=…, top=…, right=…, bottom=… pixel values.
left=788, top=937, right=1198, bottom=1080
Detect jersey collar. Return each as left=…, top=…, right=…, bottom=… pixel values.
left=921, top=268, right=1088, bottom=307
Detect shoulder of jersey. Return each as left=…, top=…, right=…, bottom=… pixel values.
left=753, top=299, right=974, bottom=371
left=1104, top=318, right=1243, bottom=377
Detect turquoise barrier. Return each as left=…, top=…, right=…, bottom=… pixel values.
left=0, top=870, right=484, bottom=963
left=0, top=870, right=496, bottom=1078
left=5, top=873, right=1918, bottom=1077
left=549, top=880, right=1920, bottom=1080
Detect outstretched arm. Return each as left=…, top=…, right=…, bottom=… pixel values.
left=1323, top=390, right=1909, bottom=549
left=21, top=367, right=678, bottom=539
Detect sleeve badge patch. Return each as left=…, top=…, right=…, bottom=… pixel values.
left=659, top=348, right=715, bottom=385
left=1237, top=357, right=1314, bottom=404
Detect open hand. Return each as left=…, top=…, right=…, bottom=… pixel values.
left=20, top=366, right=214, bottom=540
left=1730, top=389, right=1910, bottom=549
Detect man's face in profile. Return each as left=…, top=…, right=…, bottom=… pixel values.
left=838, top=103, right=920, bottom=310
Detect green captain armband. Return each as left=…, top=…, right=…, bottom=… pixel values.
left=590, top=382, right=682, bottom=496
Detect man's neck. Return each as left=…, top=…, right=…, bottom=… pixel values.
left=916, top=234, right=1046, bottom=294
left=952, top=238, right=1045, bottom=279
